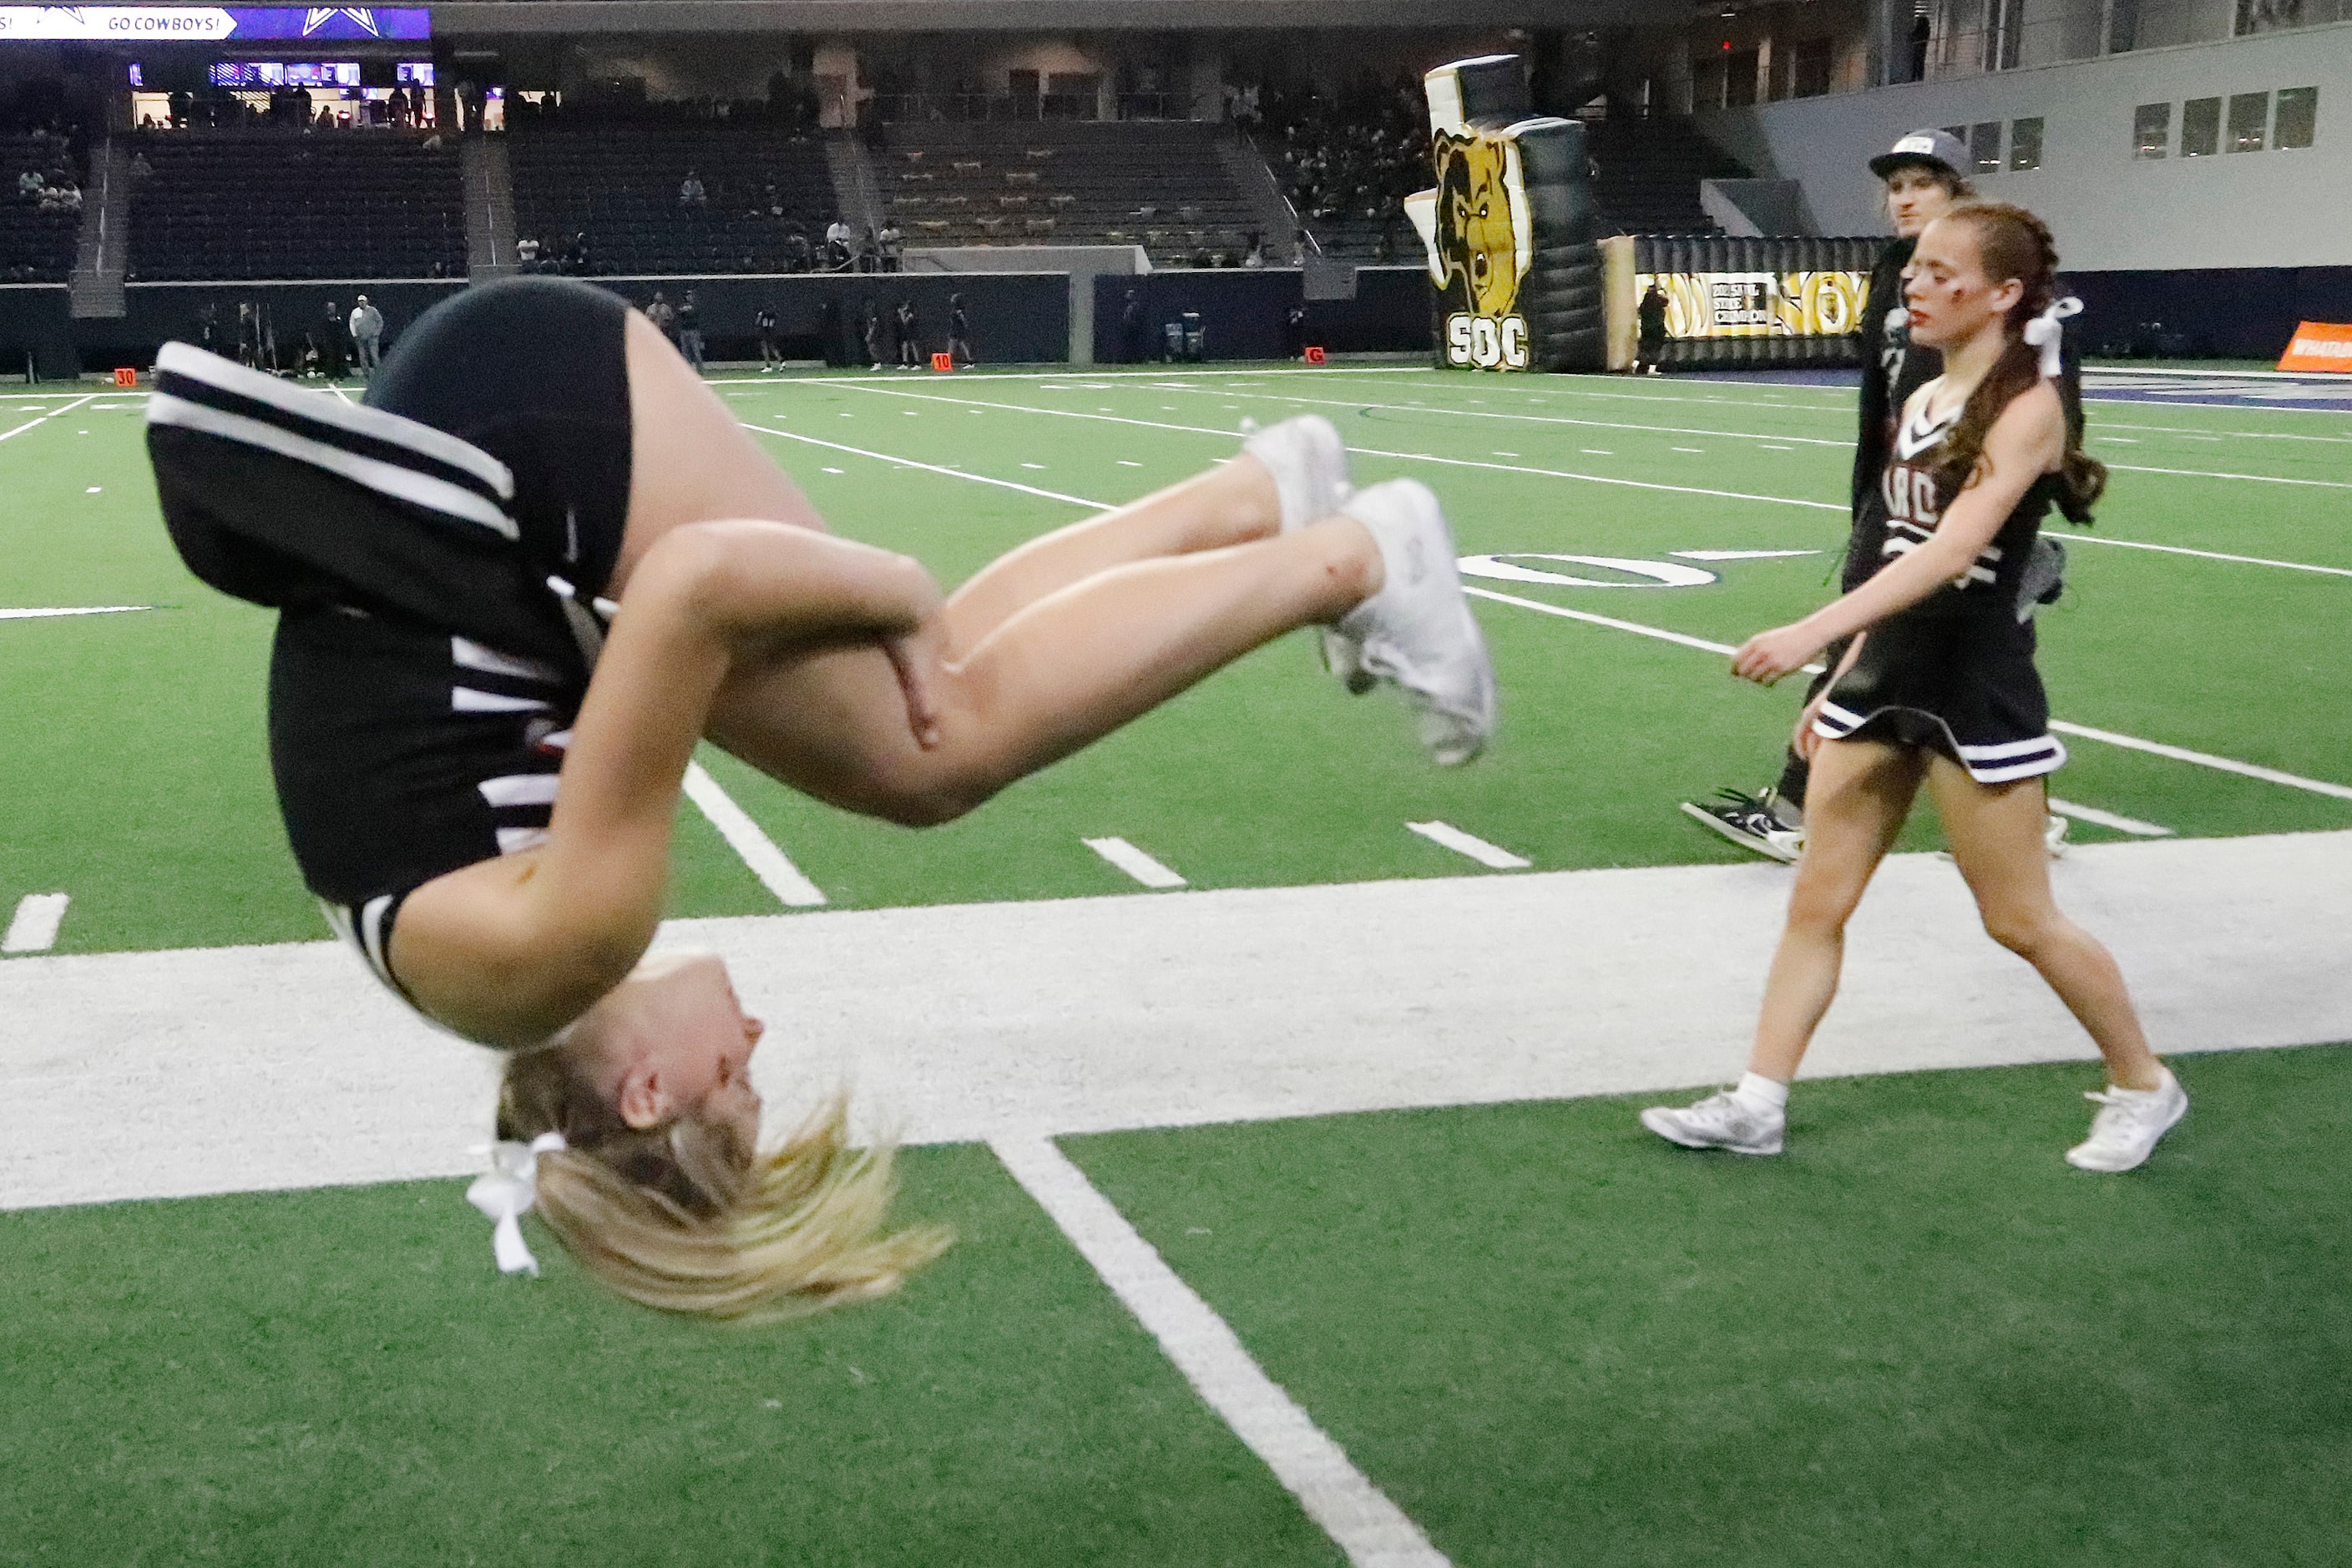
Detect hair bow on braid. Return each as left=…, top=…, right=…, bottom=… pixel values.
left=466, top=1131, right=569, bottom=1276
left=2022, top=296, right=2082, bottom=380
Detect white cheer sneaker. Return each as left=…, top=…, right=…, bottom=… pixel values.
left=1241, top=414, right=1373, bottom=693
left=1639, top=1090, right=1787, bottom=1156
left=2065, top=1068, right=2188, bottom=1173
left=1333, top=478, right=1497, bottom=766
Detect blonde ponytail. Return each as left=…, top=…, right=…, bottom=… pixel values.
left=498, top=1049, right=951, bottom=1323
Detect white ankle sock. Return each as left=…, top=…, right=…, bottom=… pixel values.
left=1735, top=1072, right=1789, bottom=1113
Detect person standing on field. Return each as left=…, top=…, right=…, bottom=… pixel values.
left=756, top=305, right=781, bottom=372
left=320, top=299, right=348, bottom=381
left=676, top=290, right=705, bottom=373
left=895, top=297, right=920, bottom=369
left=1633, top=282, right=1670, bottom=376
left=347, top=295, right=383, bottom=377
left=947, top=293, right=974, bottom=367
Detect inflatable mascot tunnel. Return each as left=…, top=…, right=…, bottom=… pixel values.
left=1405, top=53, right=1605, bottom=373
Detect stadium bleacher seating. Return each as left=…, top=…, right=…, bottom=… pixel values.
left=1581, top=116, right=1750, bottom=235
left=508, top=123, right=837, bottom=275
left=127, top=131, right=463, bottom=281
left=2, top=134, right=82, bottom=282
left=880, top=120, right=1258, bottom=266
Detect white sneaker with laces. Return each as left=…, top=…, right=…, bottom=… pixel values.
left=2065, top=1068, right=2187, bottom=1172
left=1240, top=415, right=1372, bottom=693
left=1641, top=1090, right=1786, bottom=1155
left=1333, top=478, right=1497, bottom=766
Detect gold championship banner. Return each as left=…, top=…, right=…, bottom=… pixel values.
left=1601, top=234, right=1886, bottom=371
left=1635, top=269, right=1870, bottom=339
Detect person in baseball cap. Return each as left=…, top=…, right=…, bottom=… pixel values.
left=1678, top=124, right=1985, bottom=861
left=1868, top=127, right=1974, bottom=180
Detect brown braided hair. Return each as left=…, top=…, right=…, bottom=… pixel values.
left=1924, top=202, right=2105, bottom=520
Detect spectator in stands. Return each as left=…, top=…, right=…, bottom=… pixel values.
left=895, top=298, right=921, bottom=369
left=756, top=305, right=781, bottom=372
left=348, top=295, right=384, bottom=377
left=948, top=293, right=973, bottom=368
left=877, top=219, right=905, bottom=274
left=645, top=290, right=677, bottom=344
left=1291, top=229, right=1308, bottom=268
left=1243, top=231, right=1266, bottom=268
left=517, top=235, right=540, bottom=268
left=129, top=149, right=153, bottom=183
left=679, top=170, right=707, bottom=210
left=825, top=215, right=852, bottom=259
left=320, top=300, right=348, bottom=381
left=676, top=290, right=705, bottom=373
left=786, top=227, right=814, bottom=273
left=857, top=225, right=880, bottom=275
left=862, top=300, right=885, bottom=370
left=17, top=167, right=43, bottom=200
left=1635, top=282, right=1671, bottom=377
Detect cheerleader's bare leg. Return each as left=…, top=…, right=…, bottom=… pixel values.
left=613, top=311, right=1382, bottom=827
left=1925, top=758, right=2164, bottom=1090
left=1745, top=738, right=1925, bottom=1084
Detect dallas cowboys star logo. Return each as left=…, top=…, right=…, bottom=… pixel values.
left=303, top=8, right=382, bottom=36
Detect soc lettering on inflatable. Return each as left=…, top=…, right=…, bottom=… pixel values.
left=1444, top=313, right=1530, bottom=371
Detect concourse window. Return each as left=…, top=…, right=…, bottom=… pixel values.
left=2010, top=116, right=2044, bottom=169
left=2227, top=91, right=2269, bottom=150
left=1970, top=120, right=2002, bottom=174
left=2274, top=86, right=2318, bottom=149
left=2132, top=102, right=2170, bottom=158
left=2180, top=96, right=2221, bottom=156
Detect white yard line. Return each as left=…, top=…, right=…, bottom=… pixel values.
left=1462, top=584, right=2352, bottom=802
left=2047, top=799, right=2172, bottom=837
left=1084, top=837, right=1187, bottom=888
left=741, top=420, right=1110, bottom=508
left=1406, top=821, right=1530, bottom=870
left=994, top=1135, right=1452, bottom=1568
left=6, top=832, right=2349, bottom=1210
left=680, top=761, right=828, bottom=907
left=2066, top=535, right=2352, bottom=578
left=0, top=605, right=149, bottom=620
left=2, top=894, right=68, bottom=953
left=0, top=392, right=95, bottom=442
left=2102, top=462, right=2352, bottom=490
left=1131, top=379, right=1853, bottom=448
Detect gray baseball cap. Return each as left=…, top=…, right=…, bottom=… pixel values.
left=1869, top=128, right=1970, bottom=180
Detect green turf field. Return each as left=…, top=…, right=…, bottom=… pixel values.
left=3, top=362, right=2347, bottom=1564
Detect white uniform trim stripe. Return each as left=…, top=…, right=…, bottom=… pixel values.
left=146, top=392, right=519, bottom=540
left=154, top=341, right=514, bottom=499
left=451, top=637, right=564, bottom=683
left=496, top=827, right=551, bottom=855
left=358, top=893, right=395, bottom=984
left=453, top=687, right=550, bottom=714
left=1958, top=735, right=2065, bottom=760
left=1967, top=745, right=2067, bottom=782
left=478, top=773, right=561, bottom=808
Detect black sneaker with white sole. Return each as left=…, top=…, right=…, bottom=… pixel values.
left=1678, top=789, right=1803, bottom=863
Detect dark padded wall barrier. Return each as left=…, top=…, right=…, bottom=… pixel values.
left=0, top=286, right=75, bottom=379
left=63, top=273, right=1069, bottom=371
left=1090, top=266, right=1432, bottom=364
left=2061, top=266, right=2352, bottom=361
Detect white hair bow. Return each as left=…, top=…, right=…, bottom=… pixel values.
left=2022, top=296, right=2082, bottom=380
left=466, top=1131, right=568, bottom=1277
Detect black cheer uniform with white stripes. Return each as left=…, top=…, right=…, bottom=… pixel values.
left=1810, top=397, right=2068, bottom=784
left=146, top=277, right=636, bottom=1008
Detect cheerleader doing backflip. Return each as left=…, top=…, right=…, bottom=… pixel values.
left=146, top=276, right=1495, bottom=1318
left=1641, top=203, right=2188, bottom=1172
